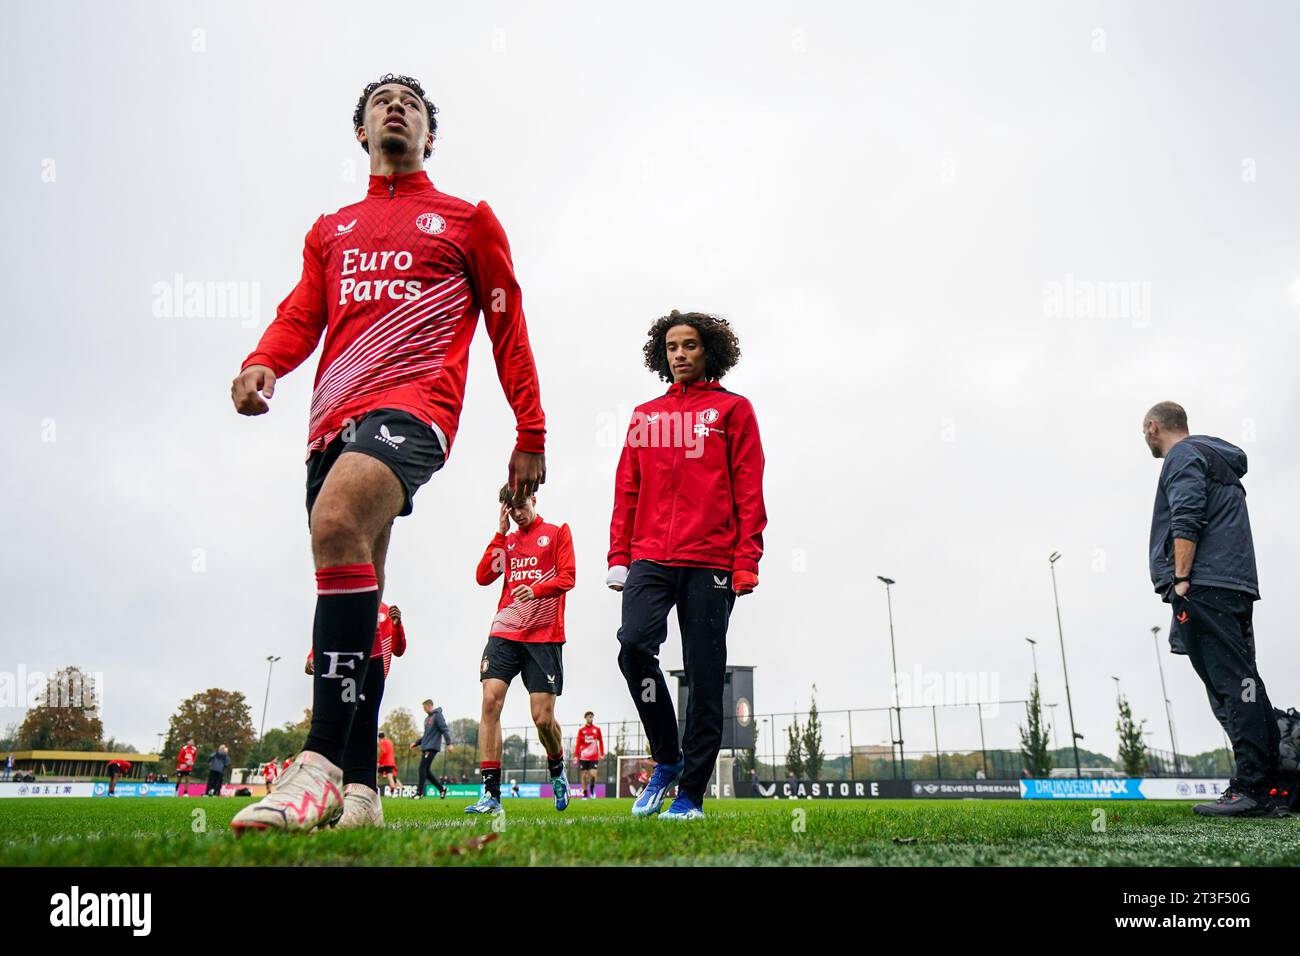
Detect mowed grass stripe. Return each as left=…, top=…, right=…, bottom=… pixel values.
left=1, top=798, right=1296, bottom=866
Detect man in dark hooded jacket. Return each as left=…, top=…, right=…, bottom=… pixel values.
left=410, top=699, right=452, bottom=798
left=1144, top=401, right=1286, bottom=817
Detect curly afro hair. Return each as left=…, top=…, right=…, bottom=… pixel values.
left=353, top=73, right=439, bottom=160
left=642, top=310, right=742, bottom=383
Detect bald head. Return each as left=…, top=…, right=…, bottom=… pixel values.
left=1142, top=401, right=1189, bottom=458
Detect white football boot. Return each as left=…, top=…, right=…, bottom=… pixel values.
left=333, top=783, right=386, bottom=829
left=230, top=751, right=343, bottom=835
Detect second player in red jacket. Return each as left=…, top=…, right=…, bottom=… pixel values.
left=470, top=486, right=576, bottom=813
left=608, top=310, right=767, bottom=820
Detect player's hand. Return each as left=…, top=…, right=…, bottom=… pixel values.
left=388, top=605, right=401, bottom=626
left=512, top=584, right=535, bottom=602
left=733, top=570, right=759, bottom=596
left=506, top=449, right=546, bottom=505
left=409, top=742, right=418, bottom=750
left=606, top=565, right=628, bottom=592
left=231, top=364, right=277, bottom=415
left=498, top=502, right=510, bottom=535
left=1174, top=580, right=1191, bottom=597
left=304, top=654, right=314, bottom=676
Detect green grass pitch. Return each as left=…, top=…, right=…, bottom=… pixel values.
left=3, top=797, right=1297, bottom=866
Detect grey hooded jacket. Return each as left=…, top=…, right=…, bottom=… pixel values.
left=1148, top=435, right=1259, bottom=601
left=419, top=707, right=452, bottom=753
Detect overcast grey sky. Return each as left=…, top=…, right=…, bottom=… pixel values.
left=3, top=1, right=1298, bottom=765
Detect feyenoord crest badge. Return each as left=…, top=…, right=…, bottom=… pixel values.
left=416, top=212, right=446, bottom=235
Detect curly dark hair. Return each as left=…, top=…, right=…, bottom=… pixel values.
left=353, top=73, right=439, bottom=160
left=642, top=310, right=742, bottom=383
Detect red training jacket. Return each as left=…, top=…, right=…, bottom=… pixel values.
left=608, top=379, right=766, bottom=574
left=575, top=724, right=605, bottom=761
left=476, top=516, right=574, bottom=643
left=305, top=603, right=407, bottom=679
left=242, top=170, right=545, bottom=459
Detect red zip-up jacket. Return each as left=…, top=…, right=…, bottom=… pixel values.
left=305, top=603, right=407, bottom=678
left=476, top=516, right=575, bottom=643
left=608, top=379, right=766, bottom=574
left=242, top=170, right=545, bottom=458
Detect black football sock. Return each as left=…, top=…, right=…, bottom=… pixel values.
left=547, top=752, right=564, bottom=778
left=303, top=564, right=379, bottom=767
left=481, top=761, right=502, bottom=801
left=342, top=662, right=385, bottom=790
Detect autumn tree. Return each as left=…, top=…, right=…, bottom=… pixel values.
left=164, top=689, right=256, bottom=764
left=17, top=667, right=104, bottom=750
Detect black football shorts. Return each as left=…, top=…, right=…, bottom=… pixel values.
left=479, top=635, right=564, bottom=695
left=306, top=408, right=446, bottom=519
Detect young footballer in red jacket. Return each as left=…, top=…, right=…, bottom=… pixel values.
left=304, top=602, right=407, bottom=828
left=608, top=311, right=766, bottom=820
left=175, top=738, right=198, bottom=796
left=574, top=711, right=605, bottom=798
left=229, top=73, right=546, bottom=834
left=466, top=486, right=575, bottom=815
left=263, top=759, right=281, bottom=792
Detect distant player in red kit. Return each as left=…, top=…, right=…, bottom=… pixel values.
left=263, top=758, right=281, bottom=792
left=106, top=758, right=131, bottom=796
left=376, top=733, right=401, bottom=793
left=175, top=738, right=197, bottom=796
left=466, top=486, right=574, bottom=816
left=304, top=602, right=407, bottom=828
left=608, top=311, right=765, bottom=820
left=229, top=73, right=546, bottom=835
left=574, top=711, right=605, bottom=798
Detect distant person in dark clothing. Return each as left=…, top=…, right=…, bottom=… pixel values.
left=1144, top=401, right=1286, bottom=818
left=410, top=699, right=452, bottom=798
left=205, top=744, right=231, bottom=796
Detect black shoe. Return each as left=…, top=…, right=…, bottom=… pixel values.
left=1266, top=785, right=1293, bottom=818
left=1192, top=785, right=1284, bottom=818
left=439, top=787, right=448, bottom=800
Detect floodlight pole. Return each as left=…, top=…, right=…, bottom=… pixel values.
left=1048, top=552, right=1082, bottom=778
left=1150, top=625, right=1182, bottom=774
left=878, top=576, right=904, bottom=778
left=260, top=655, right=281, bottom=741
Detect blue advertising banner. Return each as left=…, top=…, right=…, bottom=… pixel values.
left=92, top=782, right=178, bottom=798
left=1020, top=778, right=1144, bottom=799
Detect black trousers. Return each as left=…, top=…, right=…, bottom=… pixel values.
left=616, top=560, right=735, bottom=805
left=1171, top=586, right=1279, bottom=790
left=417, top=751, right=444, bottom=796
left=342, top=660, right=385, bottom=790
left=205, top=771, right=222, bottom=796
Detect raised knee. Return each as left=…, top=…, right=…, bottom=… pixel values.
left=311, top=506, right=366, bottom=561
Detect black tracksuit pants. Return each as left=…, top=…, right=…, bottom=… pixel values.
left=1171, top=586, right=1279, bottom=791
left=417, top=751, right=444, bottom=795
left=617, top=560, right=736, bottom=805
